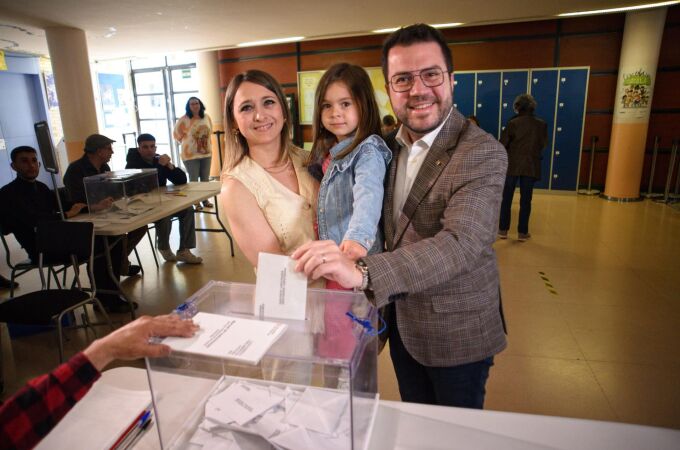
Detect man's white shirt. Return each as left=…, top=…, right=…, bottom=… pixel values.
left=392, top=109, right=452, bottom=229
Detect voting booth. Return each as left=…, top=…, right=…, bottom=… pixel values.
left=83, top=169, right=160, bottom=214
left=146, top=281, right=380, bottom=450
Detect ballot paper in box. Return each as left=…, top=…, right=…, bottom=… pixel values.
left=146, top=280, right=380, bottom=450
left=83, top=169, right=160, bottom=214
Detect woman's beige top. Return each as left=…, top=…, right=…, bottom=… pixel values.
left=224, top=147, right=317, bottom=256
left=173, top=114, right=213, bottom=161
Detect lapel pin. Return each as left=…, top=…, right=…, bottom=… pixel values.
left=436, top=160, right=442, bottom=166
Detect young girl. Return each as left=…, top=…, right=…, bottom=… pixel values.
left=308, top=62, right=391, bottom=265
left=308, top=63, right=391, bottom=362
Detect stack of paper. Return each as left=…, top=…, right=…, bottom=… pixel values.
left=162, top=312, right=288, bottom=365
left=185, top=378, right=353, bottom=450
left=36, top=384, right=151, bottom=450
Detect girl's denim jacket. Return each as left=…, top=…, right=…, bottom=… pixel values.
left=316, top=134, right=392, bottom=255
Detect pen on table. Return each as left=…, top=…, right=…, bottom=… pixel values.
left=109, top=409, right=147, bottom=450
left=123, top=416, right=153, bottom=450
left=115, top=410, right=152, bottom=450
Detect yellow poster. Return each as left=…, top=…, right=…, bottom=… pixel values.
left=0, top=51, right=8, bottom=71
left=297, top=67, right=394, bottom=125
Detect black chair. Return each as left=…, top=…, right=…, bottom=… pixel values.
left=1, top=224, right=65, bottom=298
left=0, top=221, right=113, bottom=363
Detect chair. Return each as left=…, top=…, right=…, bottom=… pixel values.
left=0, top=221, right=114, bottom=363
left=1, top=224, right=65, bottom=298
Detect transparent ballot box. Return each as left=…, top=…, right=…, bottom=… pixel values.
left=146, top=281, right=379, bottom=450
left=83, top=169, right=160, bottom=214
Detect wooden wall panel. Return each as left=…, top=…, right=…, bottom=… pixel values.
left=218, top=44, right=296, bottom=60
left=299, top=49, right=382, bottom=71
left=559, top=33, right=622, bottom=70
left=301, top=35, right=383, bottom=51
left=658, top=27, right=680, bottom=67
left=586, top=74, right=617, bottom=110
left=579, top=153, right=608, bottom=187
left=560, top=14, right=625, bottom=33
left=582, top=114, right=612, bottom=148
left=651, top=71, right=680, bottom=109
left=219, top=56, right=298, bottom=88
left=444, top=20, right=557, bottom=40
left=451, top=39, right=555, bottom=70
left=646, top=114, right=680, bottom=148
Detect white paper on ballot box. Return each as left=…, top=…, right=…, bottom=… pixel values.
left=255, top=253, right=308, bottom=320
left=162, top=312, right=287, bottom=365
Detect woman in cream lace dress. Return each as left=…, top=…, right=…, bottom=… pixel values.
left=221, top=70, right=323, bottom=382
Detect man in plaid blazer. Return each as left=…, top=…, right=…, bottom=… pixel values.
left=294, top=24, right=507, bottom=408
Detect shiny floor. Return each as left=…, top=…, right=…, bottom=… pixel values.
left=2, top=193, right=679, bottom=430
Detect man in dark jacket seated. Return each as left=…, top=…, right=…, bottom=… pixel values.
left=126, top=134, right=202, bottom=264
left=0, top=146, right=87, bottom=263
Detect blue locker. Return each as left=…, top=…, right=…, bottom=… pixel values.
left=552, top=68, right=588, bottom=190
left=529, top=69, right=558, bottom=189
left=475, top=72, right=501, bottom=138
left=453, top=72, right=475, bottom=118
left=500, top=71, right=529, bottom=134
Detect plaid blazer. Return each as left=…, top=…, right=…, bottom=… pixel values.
left=365, top=108, right=508, bottom=367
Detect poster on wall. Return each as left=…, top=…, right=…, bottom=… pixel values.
left=297, top=67, right=394, bottom=125
left=43, top=73, right=59, bottom=108
left=97, top=73, right=131, bottom=129
left=614, top=68, right=653, bottom=123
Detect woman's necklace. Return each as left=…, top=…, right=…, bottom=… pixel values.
left=263, top=159, right=292, bottom=174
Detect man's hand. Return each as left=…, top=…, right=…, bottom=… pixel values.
left=157, top=154, right=173, bottom=168
left=291, top=240, right=363, bottom=289
left=339, top=240, right=368, bottom=261
left=91, top=196, right=114, bottom=212
left=65, top=203, right=87, bottom=218
left=83, top=315, right=199, bottom=371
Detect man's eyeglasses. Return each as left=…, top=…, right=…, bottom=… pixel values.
left=389, top=67, right=449, bottom=92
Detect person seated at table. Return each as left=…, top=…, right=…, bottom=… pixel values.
left=125, top=134, right=202, bottom=264
left=63, top=134, right=147, bottom=312
left=0, top=314, right=199, bottom=450
left=0, top=146, right=87, bottom=263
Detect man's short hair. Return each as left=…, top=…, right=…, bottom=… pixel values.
left=10, top=146, right=37, bottom=163
left=84, top=134, right=115, bottom=153
left=514, top=94, right=537, bottom=114
left=381, top=24, right=453, bottom=81
left=137, top=133, right=156, bottom=144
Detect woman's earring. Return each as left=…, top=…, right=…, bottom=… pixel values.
left=232, top=128, right=240, bottom=136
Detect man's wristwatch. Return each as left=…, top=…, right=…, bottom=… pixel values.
left=355, top=258, right=370, bottom=291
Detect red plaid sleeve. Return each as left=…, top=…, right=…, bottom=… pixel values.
left=0, top=352, right=100, bottom=450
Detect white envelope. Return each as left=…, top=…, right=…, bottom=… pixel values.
left=255, top=253, right=308, bottom=320
left=285, top=387, right=349, bottom=435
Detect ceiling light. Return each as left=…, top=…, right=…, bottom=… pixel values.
left=372, top=27, right=399, bottom=33
left=237, top=36, right=304, bottom=47
left=431, top=22, right=463, bottom=29
left=558, top=1, right=679, bottom=17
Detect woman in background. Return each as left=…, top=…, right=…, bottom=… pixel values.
left=174, top=96, right=213, bottom=209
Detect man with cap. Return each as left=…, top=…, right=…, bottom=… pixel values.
left=63, top=134, right=146, bottom=312
left=126, top=133, right=202, bottom=264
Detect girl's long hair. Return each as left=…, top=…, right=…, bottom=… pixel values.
left=308, top=63, right=382, bottom=165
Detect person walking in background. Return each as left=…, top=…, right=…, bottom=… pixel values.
left=498, top=94, right=548, bottom=241
left=173, top=96, right=213, bottom=210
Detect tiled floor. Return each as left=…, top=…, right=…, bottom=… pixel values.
left=2, top=193, right=679, bottom=430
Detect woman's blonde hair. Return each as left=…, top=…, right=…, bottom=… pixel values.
left=222, top=70, right=293, bottom=172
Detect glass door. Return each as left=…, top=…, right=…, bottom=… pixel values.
left=131, top=55, right=198, bottom=165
